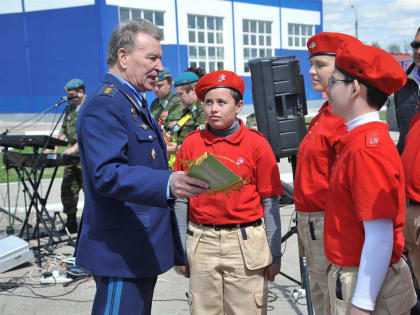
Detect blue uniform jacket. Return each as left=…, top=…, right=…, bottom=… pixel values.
left=75, top=73, right=185, bottom=278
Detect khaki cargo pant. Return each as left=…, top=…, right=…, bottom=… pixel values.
left=403, top=203, right=420, bottom=286
left=186, top=221, right=272, bottom=315
left=328, top=259, right=417, bottom=314
left=297, top=211, right=330, bottom=315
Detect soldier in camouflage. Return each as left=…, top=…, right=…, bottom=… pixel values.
left=57, top=78, right=85, bottom=233
left=168, top=72, right=207, bottom=160
left=150, top=67, right=184, bottom=134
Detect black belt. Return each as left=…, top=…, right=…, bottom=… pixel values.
left=201, top=219, right=262, bottom=231
left=408, top=199, right=420, bottom=206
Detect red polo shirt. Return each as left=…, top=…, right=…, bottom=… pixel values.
left=325, top=122, right=405, bottom=266
left=174, top=120, right=283, bottom=225
left=401, top=112, right=420, bottom=202
left=294, top=101, right=347, bottom=212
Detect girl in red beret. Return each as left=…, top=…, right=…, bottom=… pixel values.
left=293, top=32, right=360, bottom=315
left=325, top=42, right=416, bottom=314
left=173, top=70, right=283, bottom=315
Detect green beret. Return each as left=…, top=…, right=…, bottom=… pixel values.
left=174, top=72, right=199, bottom=87
left=157, top=67, right=171, bottom=82
left=65, top=78, right=84, bottom=90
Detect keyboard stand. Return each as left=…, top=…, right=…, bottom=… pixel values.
left=3, top=152, right=74, bottom=267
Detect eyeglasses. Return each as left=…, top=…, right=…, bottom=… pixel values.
left=328, top=76, right=353, bottom=87
left=410, top=41, right=420, bottom=49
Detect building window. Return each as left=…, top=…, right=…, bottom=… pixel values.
left=188, top=14, right=224, bottom=72
left=119, top=7, right=164, bottom=35
left=243, top=19, right=273, bottom=72
left=288, top=23, right=314, bottom=48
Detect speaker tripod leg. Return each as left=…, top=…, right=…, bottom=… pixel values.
left=300, top=256, right=314, bottom=315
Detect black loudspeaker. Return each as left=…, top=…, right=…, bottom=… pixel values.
left=249, top=56, right=308, bottom=159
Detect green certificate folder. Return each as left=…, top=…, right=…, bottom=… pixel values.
left=188, top=152, right=243, bottom=192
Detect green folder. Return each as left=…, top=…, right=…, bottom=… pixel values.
left=188, top=152, right=242, bottom=191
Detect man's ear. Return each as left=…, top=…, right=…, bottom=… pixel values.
left=117, top=48, right=128, bottom=69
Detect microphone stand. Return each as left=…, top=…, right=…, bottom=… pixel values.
left=1, top=97, right=68, bottom=135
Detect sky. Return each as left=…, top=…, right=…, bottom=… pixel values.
left=323, top=0, right=420, bottom=53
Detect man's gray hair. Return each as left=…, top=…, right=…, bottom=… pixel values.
left=107, top=19, right=163, bottom=67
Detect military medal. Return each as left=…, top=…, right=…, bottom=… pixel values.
left=130, top=107, right=139, bottom=121
left=139, top=123, right=148, bottom=130
left=151, top=148, right=156, bottom=159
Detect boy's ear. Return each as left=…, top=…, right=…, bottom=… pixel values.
left=352, top=80, right=361, bottom=97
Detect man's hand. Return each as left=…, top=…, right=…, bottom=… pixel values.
left=175, top=265, right=190, bottom=278
left=166, top=144, right=178, bottom=154
left=63, top=143, right=78, bottom=155
left=63, top=147, right=76, bottom=155
left=350, top=305, right=371, bottom=315
left=265, top=262, right=281, bottom=281
left=169, top=171, right=209, bottom=199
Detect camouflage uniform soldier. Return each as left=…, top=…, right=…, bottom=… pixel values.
left=58, top=78, right=85, bottom=233
left=150, top=67, right=184, bottom=132
left=171, top=98, right=206, bottom=144
left=168, top=72, right=206, bottom=161
left=245, top=113, right=257, bottom=129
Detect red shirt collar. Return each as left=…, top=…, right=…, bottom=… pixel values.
left=203, top=119, right=246, bottom=145
left=318, top=100, right=330, bottom=114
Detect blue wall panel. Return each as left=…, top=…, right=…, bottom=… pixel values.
left=242, top=76, right=253, bottom=105
left=0, top=13, right=32, bottom=112
left=0, top=5, right=111, bottom=113
left=26, top=6, right=101, bottom=111
left=280, top=0, right=322, bottom=11
left=162, top=44, right=189, bottom=78
left=99, top=4, right=120, bottom=70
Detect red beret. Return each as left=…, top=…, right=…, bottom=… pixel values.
left=195, top=70, right=245, bottom=101
left=307, top=32, right=360, bottom=58
left=335, top=42, right=407, bottom=96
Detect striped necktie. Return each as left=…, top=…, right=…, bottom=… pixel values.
left=139, top=96, right=159, bottom=131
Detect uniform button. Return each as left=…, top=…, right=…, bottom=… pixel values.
left=308, top=131, right=312, bottom=134
left=336, top=154, right=339, bottom=158
left=315, top=122, right=318, bottom=125
left=148, top=135, right=153, bottom=139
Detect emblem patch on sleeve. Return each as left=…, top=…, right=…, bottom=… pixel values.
left=365, top=132, right=381, bottom=147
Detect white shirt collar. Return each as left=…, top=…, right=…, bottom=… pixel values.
left=346, top=111, right=382, bottom=131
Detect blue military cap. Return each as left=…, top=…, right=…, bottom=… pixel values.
left=65, top=78, right=84, bottom=90
left=157, top=67, right=171, bottom=81
left=174, top=72, right=199, bottom=87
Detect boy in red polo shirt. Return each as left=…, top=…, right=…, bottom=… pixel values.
left=401, top=112, right=420, bottom=286
left=174, top=70, right=283, bottom=315
left=293, top=32, right=359, bottom=315
left=325, top=42, right=416, bottom=314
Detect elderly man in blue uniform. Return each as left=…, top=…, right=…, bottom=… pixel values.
left=75, top=19, right=209, bottom=315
